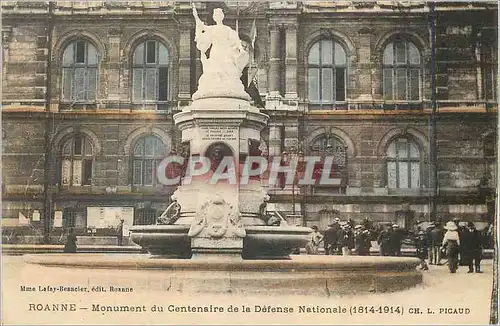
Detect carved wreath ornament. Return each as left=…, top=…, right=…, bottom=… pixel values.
left=188, top=195, right=246, bottom=239
left=157, top=200, right=181, bottom=225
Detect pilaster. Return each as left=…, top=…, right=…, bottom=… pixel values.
left=268, top=123, right=282, bottom=157
left=267, top=24, right=281, bottom=98
left=284, top=23, right=298, bottom=99
left=107, top=29, right=122, bottom=102
left=178, top=18, right=193, bottom=103
left=356, top=28, right=373, bottom=102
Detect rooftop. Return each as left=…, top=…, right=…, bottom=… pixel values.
left=1, top=1, right=497, bottom=16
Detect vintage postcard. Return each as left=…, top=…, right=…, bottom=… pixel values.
left=1, top=0, right=498, bottom=325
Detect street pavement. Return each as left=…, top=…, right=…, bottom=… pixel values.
left=1, top=255, right=495, bottom=325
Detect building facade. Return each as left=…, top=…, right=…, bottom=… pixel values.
left=1, top=1, right=497, bottom=243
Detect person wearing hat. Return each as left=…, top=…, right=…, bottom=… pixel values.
left=354, top=225, right=371, bottom=256
left=305, top=226, right=323, bottom=255
left=324, top=220, right=340, bottom=255
left=412, top=219, right=423, bottom=238
left=339, top=224, right=355, bottom=256
left=63, top=227, right=78, bottom=253
left=116, top=219, right=125, bottom=246
left=428, top=221, right=444, bottom=265
left=377, top=224, right=393, bottom=256
left=461, top=221, right=483, bottom=273
left=389, top=223, right=405, bottom=257
left=452, top=218, right=468, bottom=265
left=441, top=221, right=461, bottom=273
left=362, top=217, right=373, bottom=231
left=415, top=230, right=429, bottom=270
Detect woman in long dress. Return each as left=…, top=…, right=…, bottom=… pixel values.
left=441, top=221, right=460, bottom=273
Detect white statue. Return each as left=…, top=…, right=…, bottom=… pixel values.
left=192, top=4, right=250, bottom=100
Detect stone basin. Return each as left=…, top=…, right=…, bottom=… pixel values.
left=243, top=225, right=311, bottom=259
left=23, top=254, right=422, bottom=296
left=130, top=225, right=191, bottom=258
left=129, top=224, right=312, bottom=259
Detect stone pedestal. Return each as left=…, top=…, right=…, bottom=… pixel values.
left=173, top=98, right=269, bottom=258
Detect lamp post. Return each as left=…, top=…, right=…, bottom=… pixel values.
left=281, top=149, right=304, bottom=216
left=281, top=151, right=294, bottom=214
left=42, top=1, right=55, bottom=244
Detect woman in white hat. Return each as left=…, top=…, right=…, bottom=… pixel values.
left=441, top=221, right=461, bottom=273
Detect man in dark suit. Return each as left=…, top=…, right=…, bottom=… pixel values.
left=453, top=218, right=467, bottom=265
left=461, top=221, right=483, bottom=273
left=116, top=219, right=124, bottom=246
left=428, top=222, right=444, bottom=265
left=377, top=224, right=392, bottom=256
left=324, top=221, right=340, bottom=255
left=389, top=224, right=405, bottom=256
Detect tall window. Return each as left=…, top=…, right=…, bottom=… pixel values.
left=62, top=40, right=98, bottom=102
left=132, top=135, right=166, bottom=186
left=61, top=135, right=93, bottom=186
left=308, top=40, right=347, bottom=104
left=309, top=134, right=347, bottom=187
left=483, top=133, right=496, bottom=183
left=383, top=40, right=421, bottom=101
left=482, top=45, right=497, bottom=101
left=386, top=137, right=421, bottom=189
left=132, top=40, right=169, bottom=103
left=484, top=133, right=496, bottom=158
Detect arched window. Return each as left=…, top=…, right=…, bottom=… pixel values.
left=132, top=135, right=166, bottom=186
left=60, top=134, right=94, bottom=186
left=311, top=135, right=347, bottom=165
left=382, top=40, right=421, bottom=101
left=309, top=134, right=348, bottom=191
left=386, top=137, right=421, bottom=189
left=132, top=40, right=169, bottom=103
left=62, top=40, right=98, bottom=102
left=308, top=39, right=347, bottom=104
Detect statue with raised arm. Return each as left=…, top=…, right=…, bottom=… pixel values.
left=191, top=4, right=250, bottom=101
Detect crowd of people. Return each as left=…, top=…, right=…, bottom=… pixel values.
left=305, top=217, right=489, bottom=274
left=305, top=218, right=379, bottom=256
left=420, top=219, right=485, bottom=274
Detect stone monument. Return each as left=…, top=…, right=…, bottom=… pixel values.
left=129, top=5, right=312, bottom=260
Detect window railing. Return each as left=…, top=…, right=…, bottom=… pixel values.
left=308, top=100, right=426, bottom=111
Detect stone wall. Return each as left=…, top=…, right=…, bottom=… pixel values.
left=2, top=24, right=48, bottom=102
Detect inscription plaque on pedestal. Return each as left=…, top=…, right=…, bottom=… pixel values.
left=200, top=126, right=238, bottom=141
